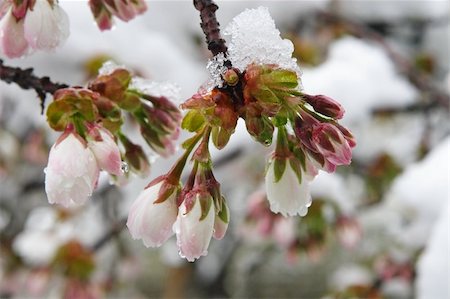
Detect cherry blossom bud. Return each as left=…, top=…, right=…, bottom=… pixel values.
left=304, top=94, right=345, bottom=119
left=265, top=156, right=312, bottom=217
left=0, top=8, right=29, bottom=58
left=112, top=0, right=147, bottom=22
left=45, top=131, right=99, bottom=207
left=23, top=0, right=69, bottom=51
left=127, top=178, right=179, bottom=247
left=311, top=123, right=352, bottom=166
left=89, top=0, right=147, bottom=31
left=174, top=190, right=215, bottom=262
left=213, top=198, right=230, bottom=240
left=87, top=125, right=122, bottom=176
left=336, top=216, right=362, bottom=249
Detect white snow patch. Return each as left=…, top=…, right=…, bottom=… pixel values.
left=302, top=37, right=417, bottom=124
left=383, top=137, right=450, bottom=248
left=416, top=201, right=450, bottom=299
left=223, top=6, right=301, bottom=78
left=329, top=264, right=373, bottom=290
left=352, top=115, right=425, bottom=166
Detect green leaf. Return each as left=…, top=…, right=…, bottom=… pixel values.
left=273, top=157, right=287, bottom=183
left=181, top=110, right=206, bottom=132
left=211, top=126, right=232, bottom=150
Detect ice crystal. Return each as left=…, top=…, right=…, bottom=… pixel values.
left=206, top=52, right=228, bottom=89
left=223, top=6, right=302, bottom=79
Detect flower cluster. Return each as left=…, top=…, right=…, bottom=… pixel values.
left=44, top=63, right=181, bottom=207
left=126, top=6, right=355, bottom=261
left=0, top=0, right=69, bottom=58
left=89, top=0, right=147, bottom=31
left=127, top=127, right=229, bottom=262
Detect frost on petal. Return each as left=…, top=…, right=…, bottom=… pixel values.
left=223, top=6, right=302, bottom=80
left=174, top=197, right=215, bottom=262
left=0, top=9, right=29, bottom=58
left=88, top=128, right=122, bottom=176
left=45, top=133, right=99, bottom=207
left=265, top=161, right=312, bottom=217
left=23, top=0, right=69, bottom=51
left=126, top=182, right=178, bottom=247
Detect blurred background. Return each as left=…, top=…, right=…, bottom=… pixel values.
left=0, top=0, right=449, bottom=298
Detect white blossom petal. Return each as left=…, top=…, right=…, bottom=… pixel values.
left=24, top=0, right=69, bottom=51
left=0, top=8, right=28, bottom=58
left=265, top=160, right=312, bottom=217
left=174, top=196, right=215, bottom=262
left=127, top=182, right=178, bottom=247
left=45, top=133, right=99, bottom=207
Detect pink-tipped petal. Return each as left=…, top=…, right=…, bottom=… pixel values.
left=126, top=182, right=178, bottom=247
left=23, top=0, right=69, bottom=51
left=0, top=9, right=29, bottom=58
left=45, top=133, right=99, bottom=207
left=88, top=127, right=122, bottom=176
left=174, top=196, right=215, bottom=262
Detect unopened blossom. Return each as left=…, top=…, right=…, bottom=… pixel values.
left=0, top=0, right=69, bottom=58
left=311, top=123, right=352, bottom=166
left=23, top=0, right=69, bottom=51
left=174, top=190, right=215, bottom=262
left=127, top=178, right=178, bottom=247
left=336, top=216, right=362, bottom=249
left=89, top=0, right=147, bottom=31
left=45, top=131, right=99, bottom=207
left=0, top=8, right=28, bottom=58
left=213, top=200, right=229, bottom=240
left=303, top=94, right=345, bottom=119
left=87, top=125, right=122, bottom=176
left=265, top=157, right=312, bottom=217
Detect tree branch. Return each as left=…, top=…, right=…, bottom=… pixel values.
left=0, top=59, right=68, bottom=112
left=193, top=0, right=228, bottom=58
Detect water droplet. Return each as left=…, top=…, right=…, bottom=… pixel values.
left=121, top=161, right=129, bottom=174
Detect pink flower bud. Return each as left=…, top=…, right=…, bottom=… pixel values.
left=213, top=200, right=229, bottom=240
left=265, top=156, right=312, bottom=217
left=23, top=0, right=69, bottom=51
left=336, top=216, right=362, bottom=249
left=311, top=123, right=352, bottom=166
left=304, top=94, right=345, bottom=119
left=174, top=192, right=215, bottom=262
left=0, top=8, right=29, bottom=58
left=272, top=217, right=296, bottom=248
left=87, top=125, right=122, bottom=176
left=45, top=131, right=99, bottom=207
left=126, top=180, right=178, bottom=247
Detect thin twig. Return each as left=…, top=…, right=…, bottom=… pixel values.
left=0, top=59, right=68, bottom=112
left=193, top=0, right=228, bottom=58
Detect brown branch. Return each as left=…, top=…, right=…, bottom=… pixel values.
left=317, top=11, right=450, bottom=111
left=193, top=0, right=229, bottom=60
left=0, top=59, right=68, bottom=112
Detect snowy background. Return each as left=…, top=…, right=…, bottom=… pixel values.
left=0, top=1, right=449, bottom=298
